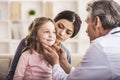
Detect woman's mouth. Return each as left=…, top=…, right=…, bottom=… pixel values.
left=57, top=36, right=63, bottom=41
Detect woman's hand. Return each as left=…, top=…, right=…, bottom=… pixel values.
left=52, top=45, right=72, bottom=74
left=43, top=45, right=59, bottom=66
left=43, top=44, right=72, bottom=73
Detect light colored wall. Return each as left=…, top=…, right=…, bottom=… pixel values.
left=77, top=0, right=91, bottom=56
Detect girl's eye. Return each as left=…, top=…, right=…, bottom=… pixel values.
left=43, top=31, right=49, bottom=33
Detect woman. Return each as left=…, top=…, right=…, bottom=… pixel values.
left=6, top=10, right=82, bottom=80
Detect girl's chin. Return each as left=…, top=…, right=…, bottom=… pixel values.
left=56, top=39, right=61, bottom=42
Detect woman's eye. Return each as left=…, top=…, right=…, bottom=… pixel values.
left=66, top=32, right=71, bottom=35
left=66, top=31, right=72, bottom=35
left=58, top=24, right=64, bottom=29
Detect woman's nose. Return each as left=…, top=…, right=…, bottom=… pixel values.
left=60, top=30, right=66, bottom=36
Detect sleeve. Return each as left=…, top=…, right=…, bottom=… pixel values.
left=52, top=64, right=72, bottom=80
left=66, top=42, right=112, bottom=80
left=53, top=42, right=112, bottom=80
left=61, top=44, right=71, bottom=64
left=6, top=38, right=26, bottom=80
left=13, top=52, right=29, bottom=80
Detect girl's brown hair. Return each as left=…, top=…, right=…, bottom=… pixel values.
left=22, top=17, right=55, bottom=54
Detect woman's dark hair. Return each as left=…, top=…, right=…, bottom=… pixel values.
left=54, top=10, right=82, bottom=38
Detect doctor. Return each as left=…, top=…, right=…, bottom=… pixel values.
left=43, top=0, right=120, bottom=80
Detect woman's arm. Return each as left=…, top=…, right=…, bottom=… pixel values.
left=57, top=46, right=72, bottom=74
left=60, top=44, right=71, bottom=64
left=6, top=38, right=25, bottom=80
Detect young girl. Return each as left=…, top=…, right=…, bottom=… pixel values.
left=13, top=17, right=56, bottom=80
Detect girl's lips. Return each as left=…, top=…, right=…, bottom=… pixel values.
left=47, top=39, right=54, bottom=41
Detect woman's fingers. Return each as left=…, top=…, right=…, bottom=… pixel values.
left=43, top=45, right=52, bottom=52
left=53, top=44, right=60, bottom=51
left=42, top=45, right=60, bottom=66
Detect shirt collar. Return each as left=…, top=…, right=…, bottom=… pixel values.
left=108, top=27, right=120, bottom=35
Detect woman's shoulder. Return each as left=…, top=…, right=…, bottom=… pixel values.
left=60, top=44, right=68, bottom=50
left=60, top=43, right=71, bottom=63
left=60, top=44, right=70, bottom=54
left=20, top=38, right=25, bottom=43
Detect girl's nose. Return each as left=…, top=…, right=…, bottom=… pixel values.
left=49, top=32, right=55, bottom=37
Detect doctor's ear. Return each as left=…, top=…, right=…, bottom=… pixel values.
left=94, top=16, right=102, bottom=28
left=92, top=16, right=103, bottom=34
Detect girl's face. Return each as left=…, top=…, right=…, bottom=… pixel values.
left=55, top=19, right=74, bottom=43
left=37, top=21, right=56, bottom=46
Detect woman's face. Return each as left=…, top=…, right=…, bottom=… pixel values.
left=37, top=21, right=56, bottom=46
left=55, top=19, right=74, bottom=43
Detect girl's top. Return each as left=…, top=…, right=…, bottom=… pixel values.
left=13, top=50, right=52, bottom=80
